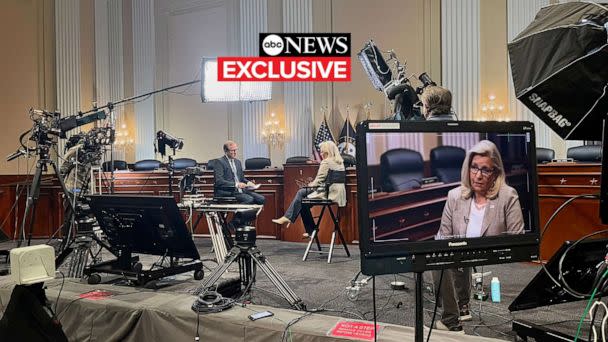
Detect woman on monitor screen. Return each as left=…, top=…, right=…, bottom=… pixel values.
left=272, top=140, right=346, bottom=238
left=433, top=140, right=524, bottom=332
left=438, top=139, right=524, bottom=239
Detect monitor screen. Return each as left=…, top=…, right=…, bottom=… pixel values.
left=88, top=195, right=200, bottom=260
left=356, top=121, right=540, bottom=275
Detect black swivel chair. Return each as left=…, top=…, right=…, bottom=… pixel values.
left=209, top=158, right=237, bottom=203
left=245, top=157, right=271, bottom=170
left=430, top=146, right=465, bottom=183
left=300, top=169, right=351, bottom=263
left=567, top=145, right=602, bottom=162
left=132, top=159, right=161, bottom=171
left=172, top=158, right=197, bottom=170
left=286, top=156, right=311, bottom=164
left=206, top=159, right=217, bottom=170
left=341, top=154, right=356, bottom=167
left=536, top=147, right=555, bottom=164
left=380, top=148, right=424, bottom=192
left=102, top=160, right=128, bottom=172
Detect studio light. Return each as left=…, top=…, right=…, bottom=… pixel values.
left=201, top=57, right=272, bottom=102
left=357, top=40, right=392, bottom=91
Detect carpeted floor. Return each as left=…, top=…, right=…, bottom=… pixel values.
left=0, top=237, right=596, bottom=341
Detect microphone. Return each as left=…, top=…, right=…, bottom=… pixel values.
left=6, top=149, right=26, bottom=162
left=395, top=178, right=422, bottom=190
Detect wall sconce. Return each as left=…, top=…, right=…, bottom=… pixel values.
left=261, top=112, right=285, bottom=147
left=480, top=94, right=506, bottom=121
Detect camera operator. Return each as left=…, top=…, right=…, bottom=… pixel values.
left=420, top=86, right=457, bottom=121
left=422, top=84, right=463, bottom=333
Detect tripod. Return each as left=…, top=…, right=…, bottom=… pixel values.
left=196, top=243, right=306, bottom=311
left=18, top=145, right=75, bottom=248
left=54, top=158, right=112, bottom=278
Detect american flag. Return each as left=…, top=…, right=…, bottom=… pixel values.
left=313, top=118, right=334, bottom=161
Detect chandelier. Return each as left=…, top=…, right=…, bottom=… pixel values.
left=261, top=112, right=285, bottom=146
left=480, top=94, right=506, bottom=121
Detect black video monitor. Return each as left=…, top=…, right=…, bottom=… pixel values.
left=510, top=238, right=608, bottom=311
left=88, top=195, right=200, bottom=260
left=356, top=121, right=540, bottom=275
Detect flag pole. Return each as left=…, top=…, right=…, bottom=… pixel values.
left=346, top=105, right=350, bottom=149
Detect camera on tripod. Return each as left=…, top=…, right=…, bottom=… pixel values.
left=231, top=209, right=259, bottom=247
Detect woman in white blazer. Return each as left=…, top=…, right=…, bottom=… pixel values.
left=273, top=141, right=346, bottom=237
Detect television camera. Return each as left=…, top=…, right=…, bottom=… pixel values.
left=8, top=107, right=110, bottom=266
left=7, top=108, right=108, bottom=163
left=357, top=40, right=438, bottom=121
left=61, top=126, right=115, bottom=194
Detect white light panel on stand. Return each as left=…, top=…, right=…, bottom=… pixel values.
left=201, top=58, right=272, bottom=102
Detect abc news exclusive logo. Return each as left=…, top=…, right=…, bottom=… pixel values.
left=218, top=33, right=351, bottom=82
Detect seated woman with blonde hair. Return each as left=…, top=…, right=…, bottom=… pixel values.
left=272, top=140, right=346, bottom=238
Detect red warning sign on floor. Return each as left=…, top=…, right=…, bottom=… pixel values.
left=79, top=290, right=114, bottom=301
left=328, top=321, right=380, bottom=341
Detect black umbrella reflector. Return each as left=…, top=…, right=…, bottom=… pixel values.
left=508, top=2, right=608, bottom=140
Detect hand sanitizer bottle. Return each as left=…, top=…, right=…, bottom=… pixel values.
left=491, top=277, right=501, bottom=303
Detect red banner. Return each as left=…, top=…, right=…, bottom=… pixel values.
left=218, top=57, right=351, bottom=82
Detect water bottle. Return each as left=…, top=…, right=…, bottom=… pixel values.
left=491, top=277, right=501, bottom=303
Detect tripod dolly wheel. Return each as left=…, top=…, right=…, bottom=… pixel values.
left=87, top=273, right=101, bottom=285
left=194, top=269, right=204, bottom=280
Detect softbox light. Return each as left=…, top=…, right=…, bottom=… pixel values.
left=508, top=2, right=608, bottom=140
left=200, top=58, right=272, bottom=103
left=357, top=40, right=393, bottom=92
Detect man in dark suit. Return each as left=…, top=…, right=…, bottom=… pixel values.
left=213, top=141, right=265, bottom=205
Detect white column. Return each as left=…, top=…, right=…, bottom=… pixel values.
left=132, top=0, right=156, bottom=161
left=240, top=0, right=268, bottom=160
left=507, top=0, right=559, bottom=149
left=283, top=0, right=313, bottom=159
left=96, top=0, right=126, bottom=160
left=441, top=0, right=481, bottom=121
left=55, top=0, right=81, bottom=156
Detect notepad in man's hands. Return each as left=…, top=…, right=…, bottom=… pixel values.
left=246, top=183, right=261, bottom=190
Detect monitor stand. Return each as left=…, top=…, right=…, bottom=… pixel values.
left=83, top=195, right=205, bottom=287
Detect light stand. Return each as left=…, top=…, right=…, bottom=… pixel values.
left=599, top=118, right=608, bottom=224
left=167, top=155, right=175, bottom=196
left=108, top=104, right=115, bottom=194
left=414, top=272, right=424, bottom=342
left=155, top=130, right=184, bottom=196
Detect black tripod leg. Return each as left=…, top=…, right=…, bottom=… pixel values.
left=195, top=247, right=240, bottom=295
left=49, top=160, right=77, bottom=252
left=249, top=247, right=305, bottom=310
left=19, top=160, right=44, bottom=247
left=329, top=207, right=350, bottom=257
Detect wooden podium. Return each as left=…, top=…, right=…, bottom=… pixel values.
left=537, top=162, right=608, bottom=260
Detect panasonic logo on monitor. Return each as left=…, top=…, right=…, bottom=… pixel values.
left=448, top=241, right=468, bottom=247
left=528, top=93, right=572, bottom=128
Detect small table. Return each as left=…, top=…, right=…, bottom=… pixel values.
left=182, top=201, right=262, bottom=263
